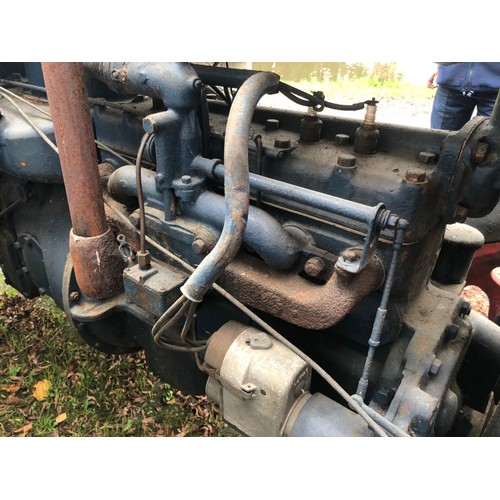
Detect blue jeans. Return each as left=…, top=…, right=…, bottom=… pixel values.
left=430, top=86, right=498, bottom=130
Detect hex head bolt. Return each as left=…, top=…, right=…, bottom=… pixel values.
left=192, top=238, right=208, bottom=255
left=337, top=154, right=356, bottom=168
left=304, top=257, right=325, bottom=277
left=373, top=387, right=395, bottom=406
left=334, top=134, right=350, bottom=146
left=418, top=151, right=437, bottom=164
left=429, top=357, right=442, bottom=376
left=405, top=169, right=427, bottom=183
left=265, top=119, right=280, bottom=130
left=274, top=138, right=291, bottom=149
left=342, top=249, right=359, bottom=262
left=459, top=300, right=472, bottom=318
left=444, top=324, right=459, bottom=341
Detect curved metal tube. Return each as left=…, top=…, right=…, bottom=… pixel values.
left=469, top=310, right=500, bottom=361
left=108, top=165, right=302, bottom=270
left=108, top=165, right=160, bottom=208
left=183, top=191, right=302, bottom=270
left=181, top=71, right=280, bottom=302
left=191, top=64, right=260, bottom=89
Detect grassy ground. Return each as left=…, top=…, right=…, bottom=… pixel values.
left=0, top=277, right=235, bottom=437
left=284, top=76, right=433, bottom=100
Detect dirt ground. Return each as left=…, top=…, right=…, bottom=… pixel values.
left=329, top=96, right=435, bottom=129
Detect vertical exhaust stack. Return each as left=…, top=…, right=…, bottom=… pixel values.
left=42, top=62, right=123, bottom=299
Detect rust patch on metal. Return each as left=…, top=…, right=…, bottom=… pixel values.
left=42, top=62, right=108, bottom=238
left=42, top=64, right=125, bottom=300
left=69, top=228, right=125, bottom=300
left=472, top=142, right=489, bottom=164
left=220, top=254, right=385, bottom=330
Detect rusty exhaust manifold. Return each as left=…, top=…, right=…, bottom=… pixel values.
left=42, top=62, right=123, bottom=299
left=220, top=252, right=385, bottom=331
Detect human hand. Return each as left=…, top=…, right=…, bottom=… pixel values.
left=427, top=71, right=438, bottom=89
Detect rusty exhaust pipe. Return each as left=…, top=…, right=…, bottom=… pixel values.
left=42, top=62, right=123, bottom=299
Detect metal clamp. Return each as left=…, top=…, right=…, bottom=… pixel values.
left=117, top=234, right=135, bottom=266
left=336, top=205, right=389, bottom=273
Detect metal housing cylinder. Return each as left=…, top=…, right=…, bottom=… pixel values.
left=431, top=223, right=485, bottom=284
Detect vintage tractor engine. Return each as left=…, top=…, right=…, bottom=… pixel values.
left=0, top=62, right=499, bottom=437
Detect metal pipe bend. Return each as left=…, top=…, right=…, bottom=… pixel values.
left=183, top=191, right=302, bottom=271
left=181, top=71, right=280, bottom=302
left=107, top=165, right=303, bottom=270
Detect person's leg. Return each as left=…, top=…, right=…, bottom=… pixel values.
left=431, top=86, right=476, bottom=130
left=474, top=91, right=499, bottom=117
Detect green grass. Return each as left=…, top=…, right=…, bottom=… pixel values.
left=251, top=62, right=435, bottom=101
left=288, top=76, right=434, bottom=100
left=0, top=278, right=236, bottom=437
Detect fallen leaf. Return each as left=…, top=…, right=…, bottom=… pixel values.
left=141, top=417, right=155, bottom=431
left=1, top=384, right=21, bottom=393
left=55, top=413, right=67, bottom=424
left=33, top=379, right=51, bottom=401
left=4, top=394, right=25, bottom=406
left=14, top=422, right=33, bottom=434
